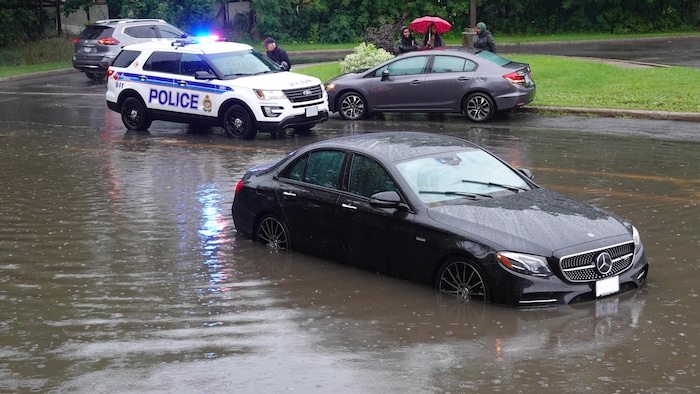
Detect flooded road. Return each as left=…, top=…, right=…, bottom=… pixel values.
left=1, top=73, right=699, bottom=393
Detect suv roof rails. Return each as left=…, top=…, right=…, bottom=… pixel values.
left=94, top=18, right=167, bottom=25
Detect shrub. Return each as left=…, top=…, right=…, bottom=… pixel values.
left=339, top=42, right=394, bottom=74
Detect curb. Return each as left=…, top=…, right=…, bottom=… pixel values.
left=523, top=106, right=700, bottom=123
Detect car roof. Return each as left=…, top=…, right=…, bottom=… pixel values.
left=90, top=18, right=171, bottom=26
left=303, top=132, right=479, bottom=163
left=121, top=40, right=253, bottom=54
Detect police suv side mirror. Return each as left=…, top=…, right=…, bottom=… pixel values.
left=195, top=71, right=216, bottom=80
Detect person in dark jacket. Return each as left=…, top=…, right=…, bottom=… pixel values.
left=397, top=26, right=419, bottom=54
left=263, top=37, right=292, bottom=71
left=423, top=24, right=445, bottom=49
left=474, top=22, right=497, bottom=53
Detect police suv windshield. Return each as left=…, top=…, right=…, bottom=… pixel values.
left=208, top=50, right=280, bottom=78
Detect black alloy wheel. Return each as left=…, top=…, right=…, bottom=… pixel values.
left=338, top=91, right=367, bottom=120
left=437, top=259, right=487, bottom=302
left=223, top=104, right=257, bottom=139
left=256, top=216, right=291, bottom=250
left=464, top=92, right=495, bottom=123
left=121, top=97, right=152, bottom=131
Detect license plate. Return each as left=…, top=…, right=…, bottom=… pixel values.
left=83, top=47, right=93, bottom=53
left=305, top=106, right=318, bottom=117
left=596, top=275, right=619, bottom=298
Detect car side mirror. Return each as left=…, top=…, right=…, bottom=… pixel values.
left=518, top=168, right=534, bottom=180
left=381, top=69, right=390, bottom=81
left=195, top=70, right=216, bottom=80
left=369, top=191, right=403, bottom=209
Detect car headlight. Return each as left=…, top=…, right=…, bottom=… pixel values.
left=325, top=83, right=336, bottom=91
left=496, top=252, right=553, bottom=277
left=254, top=89, right=286, bottom=100
left=632, top=225, right=642, bottom=254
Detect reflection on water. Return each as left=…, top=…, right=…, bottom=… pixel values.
left=1, top=117, right=699, bottom=392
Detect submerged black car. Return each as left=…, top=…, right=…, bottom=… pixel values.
left=231, top=132, right=648, bottom=307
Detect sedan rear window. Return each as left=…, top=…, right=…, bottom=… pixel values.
left=475, top=50, right=512, bottom=67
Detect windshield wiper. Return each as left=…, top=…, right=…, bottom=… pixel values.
left=419, top=190, right=493, bottom=199
left=461, top=179, right=528, bottom=193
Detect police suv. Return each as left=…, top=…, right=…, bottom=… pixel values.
left=105, top=38, right=329, bottom=139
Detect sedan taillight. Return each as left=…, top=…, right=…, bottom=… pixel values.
left=234, top=180, right=244, bottom=195
left=503, top=71, right=526, bottom=84
left=98, top=37, right=120, bottom=45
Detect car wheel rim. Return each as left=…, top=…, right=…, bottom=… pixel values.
left=341, top=95, right=364, bottom=119
left=467, top=96, right=490, bottom=121
left=439, top=261, right=486, bottom=302
left=126, top=107, right=140, bottom=126
left=257, top=217, right=288, bottom=250
left=227, top=114, right=246, bottom=136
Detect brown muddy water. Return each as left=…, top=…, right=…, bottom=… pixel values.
left=0, top=73, right=698, bottom=393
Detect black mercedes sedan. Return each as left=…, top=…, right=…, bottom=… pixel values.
left=231, top=132, right=648, bottom=307
left=324, top=47, right=535, bottom=123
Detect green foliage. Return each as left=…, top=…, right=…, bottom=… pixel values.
left=361, top=16, right=406, bottom=55
left=339, top=42, right=394, bottom=74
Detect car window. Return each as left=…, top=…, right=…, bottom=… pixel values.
left=375, top=56, right=429, bottom=77
left=112, top=50, right=141, bottom=68
left=78, top=26, right=113, bottom=40
left=179, top=53, right=212, bottom=76
left=208, top=50, right=275, bottom=77
left=282, top=150, right=345, bottom=189
left=475, top=50, right=512, bottom=67
left=348, top=155, right=397, bottom=198
left=431, top=56, right=476, bottom=73
left=124, top=25, right=160, bottom=38
left=396, top=149, right=530, bottom=203
left=143, top=51, right=180, bottom=74
left=157, top=25, right=184, bottom=38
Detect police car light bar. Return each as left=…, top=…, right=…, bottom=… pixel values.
left=171, top=35, right=223, bottom=47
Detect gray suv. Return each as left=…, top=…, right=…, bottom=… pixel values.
left=72, top=19, right=187, bottom=81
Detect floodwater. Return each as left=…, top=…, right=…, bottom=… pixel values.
left=1, top=73, right=699, bottom=393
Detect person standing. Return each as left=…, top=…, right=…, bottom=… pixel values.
left=474, top=22, right=497, bottom=53
left=422, top=24, right=445, bottom=49
left=263, top=37, right=292, bottom=71
left=397, top=26, right=419, bottom=54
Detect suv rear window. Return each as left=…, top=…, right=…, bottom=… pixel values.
left=112, top=50, right=141, bottom=68
left=78, top=26, right=114, bottom=40
left=124, top=26, right=160, bottom=38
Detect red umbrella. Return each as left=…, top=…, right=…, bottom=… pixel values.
left=409, top=16, right=452, bottom=35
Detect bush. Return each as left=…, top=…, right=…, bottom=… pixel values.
left=361, top=16, right=406, bottom=55
left=339, top=42, right=394, bottom=74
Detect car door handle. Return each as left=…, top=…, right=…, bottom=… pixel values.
left=177, top=80, right=187, bottom=86
left=138, top=75, right=147, bottom=81
left=282, top=191, right=296, bottom=197
left=410, top=80, right=423, bottom=85
left=457, top=76, right=471, bottom=82
left=341, top=203, right=357, bottom=210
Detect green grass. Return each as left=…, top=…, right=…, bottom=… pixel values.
left=295, top=55, right=700, bottom=113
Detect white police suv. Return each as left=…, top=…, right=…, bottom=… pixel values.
left=105, top=38, right=329, bottom=139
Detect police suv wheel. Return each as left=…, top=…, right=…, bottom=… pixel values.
left=121, top=97, right=152, bottom=131
left=223, top=105, right=257, bottom=139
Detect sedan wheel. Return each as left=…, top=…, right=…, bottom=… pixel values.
left=338, top=92, right=367, bottom=120
left=464, top=93, right=495, bottom=123
left=223, top=104, right=257, bottom=139
left=437, top=259, right=487, bottom=302
left=256, top=216, right=291, bottom=250
left=121, top=97, right=152, bottom=131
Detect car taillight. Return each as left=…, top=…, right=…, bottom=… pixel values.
left=234, top=180, right=244, bottom=195
left=503, top=71, right=526, bottom=84
left=98, top=37, right=120, bottom=45
left=106, top=68, right=117, bottom=80
left=72, top=37, right=79, bottom=44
